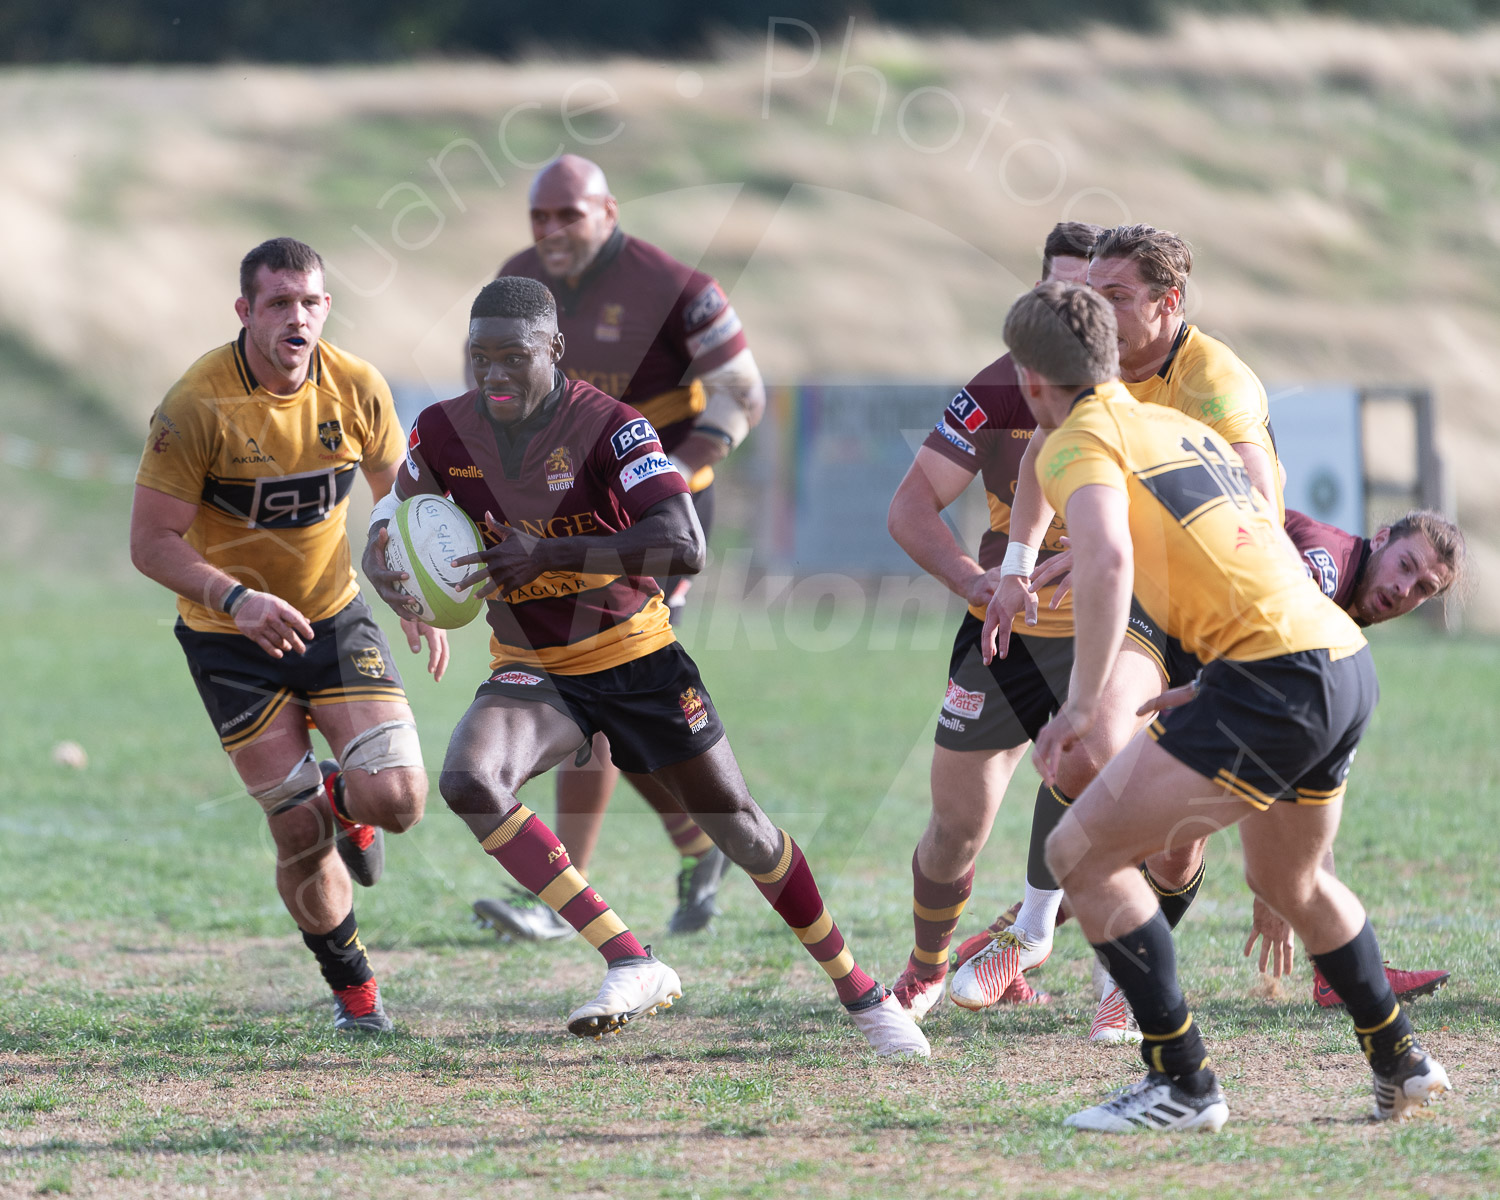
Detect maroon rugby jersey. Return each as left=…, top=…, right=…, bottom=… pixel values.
left=1284, top=508, right=1368, bottom=613
left=920, top=353, right=1071, bottom=635
left=396, top=374, right=689, bottom=674
left=498, top=229, right=747, bottom=453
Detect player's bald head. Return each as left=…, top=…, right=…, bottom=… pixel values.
left=529, top=155, right=611, bottom=208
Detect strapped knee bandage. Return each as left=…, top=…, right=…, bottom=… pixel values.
left=251, top=751, right=324, bottom=816
left=339, top=720, right=424, bottom=775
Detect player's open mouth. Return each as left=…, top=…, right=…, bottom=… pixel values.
left=283, top=336, right=307, bottom=348
left=487, top=392, right=515, bottom=404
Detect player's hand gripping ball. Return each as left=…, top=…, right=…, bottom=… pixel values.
left=384, top=495, right=486, bottom=628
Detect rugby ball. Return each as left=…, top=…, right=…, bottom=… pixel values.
left=384, top=494, right=486, bottom=629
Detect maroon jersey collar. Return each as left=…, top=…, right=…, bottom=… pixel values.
left=551, top=227, right=627, bottom=315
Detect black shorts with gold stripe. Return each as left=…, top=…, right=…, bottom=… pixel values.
left=1147, top=644, right=1377, bottom=809
left=175, top=595, right=407, bottom=753
left=934, top=614, right=1074, bottom=752
left=1124, top=596, right=1201, bottom=689
left=475, top=641, right=726, bottom=775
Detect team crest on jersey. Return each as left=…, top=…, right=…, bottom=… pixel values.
left=611, top=418, right=660, bottom=460
left=596, top=303, right=624, bottom=343
left=679, top=687, right=710, bottom=733
left=351, top=647, right=386, bottom=679
left=318, top=420, right=343, bottom=452
left=545, top=446, right=575, bottom=492
left=947, top=390, right=988, bottom=434
left=1302, top=547, right=1339, bottom=597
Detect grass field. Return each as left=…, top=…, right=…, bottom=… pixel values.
left=2, top=573, right=1497, bottom=1199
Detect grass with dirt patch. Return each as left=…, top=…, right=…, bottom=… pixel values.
left=1, top=577, right=1496, bottom=1197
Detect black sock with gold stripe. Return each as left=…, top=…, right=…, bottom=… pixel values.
left=301, top=909, right=374, bottom=992
left=1026, top=784, right=1072, bottom=890
left=1092, top=910, right=1215, bottom=1096
left=1140, top=858, right=1206, bottom=930
left=1311, top=920, right=1414, bottom=1071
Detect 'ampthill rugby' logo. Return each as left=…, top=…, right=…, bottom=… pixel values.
left=545, top=446, right=575, bottom=492
left=318, top=420, right=343, bottom=452
left=596, top=302, right=623, bottom=343
left=679, top=687, right=710, bottom=733
left=351, top=648, right=386, bottom=679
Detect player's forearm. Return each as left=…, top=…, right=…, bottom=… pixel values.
left=675, top=351, right=767, bottom=473
left=888, top=492, right=983, bottom=599
left=532, top=509, right=706, bottom=581
left=130, top=527, right=241, bottom=612
left=1009, top=431, right=1056, bottom=551
left=1066, top=542, right=1132, bottom=716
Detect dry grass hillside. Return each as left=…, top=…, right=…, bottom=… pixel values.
left=2, top=15, right=1498, bottom=622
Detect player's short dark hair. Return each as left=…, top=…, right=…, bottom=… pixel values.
left=1092, top=223, right=1193, bottom=299
left=240, top=238, right=325, bottom=302
left=1003, top=281, right=1119, bottom=388
left=471, top=276, right=557, bottom=324
left=1388, top=510, right=1468, bottom=599
left=1042, top=221, right=1106, bottom=279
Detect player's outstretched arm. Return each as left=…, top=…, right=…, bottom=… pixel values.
left=887, top=447, right=991, bottom=603
left=130, top=483, right=315, bottom=659
left=454, top=494, right=706, bottom=598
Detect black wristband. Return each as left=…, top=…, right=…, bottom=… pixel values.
left=692, top=425, right=736, bottom=449
left=221, top=583, right=248, bottom=615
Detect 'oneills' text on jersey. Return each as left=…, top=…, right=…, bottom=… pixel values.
left=921, top=353, right=1072, bottom=636
left=396, top=376, right=690, bottom=674
left=1038, top=381, right=1363, bottom=665
left=136, top=333, right=403, bottom=633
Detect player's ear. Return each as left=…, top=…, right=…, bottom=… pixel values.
left=1370, top=526, right=1392, bottom=553
left=1160, top=286, right=1182, bottom=316
left=234, top=296, right=251, bottom=324
left=551, top=331, right=565, bottom=362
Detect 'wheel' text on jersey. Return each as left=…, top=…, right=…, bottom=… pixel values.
left=1122, top=324, right=1283, bottom=520
left=498, top=229, right=747, bottom=453
left=921, top=353, right=1073, bottom=637
left=396, top=376, right=690, bottom=674
left=136, top=333, right=403, bottom=634
left=1038, top=382, right=1363, bottom=664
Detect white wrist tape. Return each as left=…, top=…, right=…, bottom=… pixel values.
left=369, top=491, right=400, bottom=530
left=1001, top=542, right=1038, bottom=578
left=697, top=388, right=753, bottom=449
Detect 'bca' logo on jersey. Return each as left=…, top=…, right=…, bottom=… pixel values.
left=1302, top=547, right=1339, bottom=598
left=946, top=390, right=987, bottom=434
left=611, top=418, right=660, bottom=460
left=318, top=420, right=343, bottom=452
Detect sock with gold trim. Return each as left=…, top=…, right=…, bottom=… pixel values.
left=1091, top=910, right=1215, bottom=1096
left=660, top=811, right=714, bottom=859
left=907, top=850, right=970, bottom=981
left=1311, top=920, right=1414, bottom=1071
left=302, top=909, right=374, bottom=992
left=479, top=805, right=645, bottom=963
left=750, top=831, right=877, bottom=1006
left=1141, top=857, right=1206, bottom=930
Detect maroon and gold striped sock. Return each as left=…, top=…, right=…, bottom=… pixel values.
left=480, top=805, right=645, bottom=963
left=909, top=850, right=972, bottom=981
left=660, top=811, right=714, bottom=858
left=749, top=830, right=877, bottom=1006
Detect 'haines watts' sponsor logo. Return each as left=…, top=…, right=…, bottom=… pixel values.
left=619, top=452, right=677, bottom=492
left=611, top=418, right=660, bottom=460
left=679, top=687, right=710, bottom=733
left=489, top=669, right=544, bottom=686
left=946, top=389, right=988, bottom=434
left=941, top=678, right=984, bottom=719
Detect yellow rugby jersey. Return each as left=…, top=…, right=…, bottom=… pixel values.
left=1123, top=324, right=1283, bottom=520
left=1037, top=381, right=1363, bottom=664
left=137, top=333, right=404, bottom=634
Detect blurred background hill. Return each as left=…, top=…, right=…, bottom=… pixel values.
left=1, top=9, right=1497, bottom=624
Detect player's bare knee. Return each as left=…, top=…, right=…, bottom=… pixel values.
left=1146, top=840, right=1204, bottom=889
left=926, top=809, right=987, bottom=868
left=344, top=766, right=428, bottom=832
left=437, top=767, right=515, bottom=818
